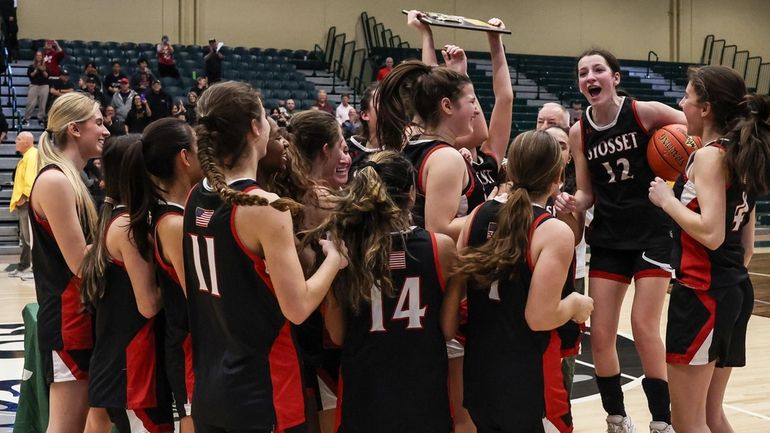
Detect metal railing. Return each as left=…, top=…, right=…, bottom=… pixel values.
left=2, top=46, right=22, bottom=132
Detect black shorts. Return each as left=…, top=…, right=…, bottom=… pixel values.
left=42, top=348, right=91, bottom=384
left=666, top=280, right=753, bottom=367
left=106, top=407, right=174, bottom=433
left=589, top=245, right=672, bottom=284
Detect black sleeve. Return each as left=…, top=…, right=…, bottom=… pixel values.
left=0, top=111, right=7, bottom=133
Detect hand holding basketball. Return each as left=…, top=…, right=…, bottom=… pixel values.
left=647, top=124, right=702, bottom=181
left=648, top=176, right=674, bottom=209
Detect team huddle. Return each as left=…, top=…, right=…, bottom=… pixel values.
left=26, top=13, right=770, bottom=433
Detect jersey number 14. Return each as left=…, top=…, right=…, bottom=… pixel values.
left=370, top=277, right=426, bottom=332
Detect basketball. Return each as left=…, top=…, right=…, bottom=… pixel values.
left=647, top=124, right=703, bottom=181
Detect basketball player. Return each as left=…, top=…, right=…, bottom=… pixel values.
left=649, top=66, right=770, bottom=433
left=134, top=118, right=202, bottom=433
left=80, top=136, right=172, bottom=433
left=29, top=92, right=109, bottom=433
left=315, top=151, right=455, bottom=433
left=346, top=84, right=380, bottom=172
left=448, top=130, right=593, bottom=433
left=184, top=81, right=347, bottom=433
left=557, top=49, right=686, bottom=433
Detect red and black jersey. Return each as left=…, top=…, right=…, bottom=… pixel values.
left=183, top=178, right=304, bottom=431
left=347, top=135, right=380, bottom=176
left=29, top=165, right=93, bottom=355
left=404, top=138, right=485, bottom=228
left=463, top=199, right=573, bottom=433
left=580, top=97, right=670, bottom=249
left=672, top=140, right=755, bottom=291
left=153, top=201, right=194, bottom=416
left=338, top=227, right=450, bottom=433
left=471, top=147, right=499, bottom=199
left=89, top=206, right=171, bottom=410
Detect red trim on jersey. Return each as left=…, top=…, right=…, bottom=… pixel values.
left=630, top=99, right=650, bottom=136
left=588, top=270, right=632, bottom=284
left=60, top=277, right=93, bottom=350
left=634, top=269, right=672, bottom=280
left=335, top=373, right=344, bottom=432
left=416, top=144, right=451, bottom=194
left=106, top=210, right=129, bottom=268
left=462, top=161, right=477, bottom=198
left=677, top=207, right=712, bottom=291
left=429, top=232, right=446, bottom=292
left=56, top=349, right=88, bottom=380
left=269, top=322, right=306, bottom=430
left=133, top=409, right=174, bottom=433
left=229, top=191, right=276, bottom=295
left=526, top=213, right=552, bottom=271
left=183, top=333, right=194, bottom=403
left=154, top=213, right=182, bottom=285
left=666, top=290, right=716, bottom=364
left=31, top=206, right=54, bottom=237
left=125, top=318, right=158, bottom=409
left=542, top=330, right=573, bottom=433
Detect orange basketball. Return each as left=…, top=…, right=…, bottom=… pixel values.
left=646, top=124, right=702, bottom=181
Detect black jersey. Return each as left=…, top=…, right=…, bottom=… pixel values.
left=153, top=202, right=194, bottom=416
left=463, top=199, right=573, bottom=433
left=404, top=138, right=485, bottom=228
left=581, top=97, right=670, bottom=249
left=472, top=147, right=499, bottom=198
left=339, top=227, right=450, bottom=433
left=672, top=140, right=755, bottom=291
left=29, top=165, right=93, bottom=355
left=90, top=206, right=170, bottom=410
left=183, top=178, right=304, bottom=431
left=347, top=135, right=380, bottom=175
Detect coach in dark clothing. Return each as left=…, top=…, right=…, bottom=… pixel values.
left=146, top=80, right=172, bottom=121
left=203, top=39, right=223, bottom=83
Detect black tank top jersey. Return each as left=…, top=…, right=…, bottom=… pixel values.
left=580, top=97, right=670, bottom=249
left=463, top=200, right=573, bottom=432
left=29, top=165, right=93, bottom=354
left=472, top=147, right=499, bottom=198
left=183, top=178, right=304, bottom=431
left=347, top=135, right=380, bottom=176
left=339, top=227, right=450, bottom=433
left=153, top=202, right=194, bottom=412
left=404, top=138, right=485, bottom=228
left=90, top=206, right=170, bottom=409
left=672, top=140, right=755, bottom=291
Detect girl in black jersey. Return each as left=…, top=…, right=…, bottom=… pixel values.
left=311, top=150, right=457, bottom=433
left=649, top=66, right=770, bottom=433
left=184, top=81, right=347, bottom=433
left=448, top=130, right=593, bottom=433
left=127, top=118, right=202, bottom=433
left=557, top=49, right=686, bottom=433
left=347, top=84, right=381, bottom=172
left=29, top=92, right=110, bottom=433
left=80, top=136, right=172, bottom=433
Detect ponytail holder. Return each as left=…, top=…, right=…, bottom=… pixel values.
left=104, top=197, right=117, bottom=206
left=512, top=182, right=530, bottom=191
left=359, top=160, right=380, bottom=172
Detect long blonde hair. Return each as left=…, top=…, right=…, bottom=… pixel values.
left=37, top=92, right=100, bottom=240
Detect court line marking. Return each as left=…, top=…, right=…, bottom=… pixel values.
left=749, top=271, right=770, bottom=278
left=571, top=359, right=643, bottom=404
left=723, top=403, right=770, bottom=422
left=755, top=299, right=770, bottom=305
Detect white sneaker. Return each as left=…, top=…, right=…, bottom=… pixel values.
left=606, top=415, right=636, bottom=433
left=20, top=271, right=34, bottom=281
left=8, top=267, right=27, bottom=277
left=649, top=421, right=674, bottom=433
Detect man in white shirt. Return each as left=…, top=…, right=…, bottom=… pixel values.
left=335, top=94, right=352, bottom=125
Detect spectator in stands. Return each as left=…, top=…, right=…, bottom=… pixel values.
left=8, top=132, right=37, bottom=280
left=146, top=79, right=171, bottom=121
left=313, top=89, right=334, bottom=115
left=82, top=62, right=103, bottom=90
left=203, top=38, right=224, bottom=83
left=190, top=74, right=209, bottom=97
left=183, top=91, right=198, bottom=125
left=535, top=102, right=570, bottom=130
left=79, top=77, right=108, bottom=107
left=341, top=107, right=361, bottom=138
left=83, top=158, right=105, bottom=210
left=24, top=50, right=49, bottom=127
left=171, top=98, right=187, bottom=121
left=568, top=99, right=583, bottom=126
left=48, top=69, right=74, bottom=109
left=376, top=57, right=394, bottom=81
left=270, top=107, right=289, bottom=127
left=125, top=94, right=152, bottom=133
left=42, top=39, right=64, bottom=77
left=103, top=105, right=125, bottom=137
left=335, top=93, right=352, bottom=125
left=130, top=57, right=155, bottom=93
left=104, top=61, right=127, bottom=97
left=111, top=77, right=136, bottom=122
left=285, top=98, right=297, bottom=117
left=157, top=35, right=180, bottom=78
left=0, top=0, right=19, bottom=62
left=0, top=109, right=7, bottom=142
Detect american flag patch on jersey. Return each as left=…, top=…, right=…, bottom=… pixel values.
left=195, top=207, right=214, bottom=227
left=389, top=251, right=406, bottom=269
left=486, top=222, right=497, bottom=239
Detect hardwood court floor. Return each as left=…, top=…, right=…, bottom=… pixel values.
left=0, top=255, right=769, bottom=432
